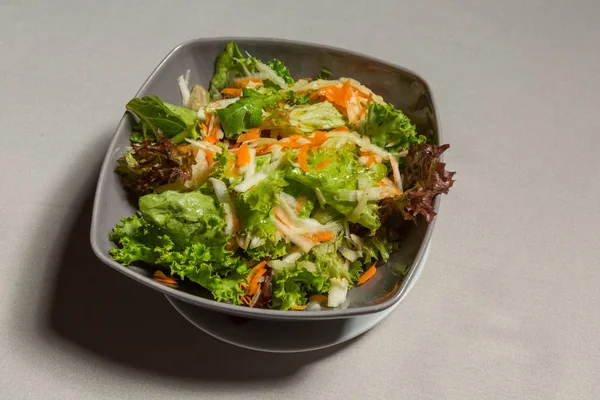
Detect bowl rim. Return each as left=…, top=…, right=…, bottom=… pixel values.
left=89, top=36, right=443, bottom=321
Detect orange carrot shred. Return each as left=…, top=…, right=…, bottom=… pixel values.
left=235, top=77, right=263, bottom=88
left=236, top=144, right=251, bottom=167
left=331, top=125, right=350, bottom=132
left=290, top=305, right=307, bottom=311
left=295, top=197, right=306, bottom=212
left=153, top=270, right=178, bottom=285
left=221, top=88, right=242, bottom=97
left=241, top=296, right=251, bottom=306
left=358, top=262, right=378, bottom=285
left=237, top=128, right=261, bottom=143
left=366, top=155, right=375, bottom=166
left=289, top=134, right=303, bottom=141
left=297, top=144, right=310, bottom=172
left=303, top=231, right=334, bottom=242
left=314, top=159, right=331, bottom=170
left=308, top=294, right=328, bottom=304
left=205, top=150, right=215, bottom=165
left=309, top=130, right=328, bottom=148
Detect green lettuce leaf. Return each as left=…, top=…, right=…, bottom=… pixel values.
left=125, top=95, right=199, bottom=143
left=208, top=41, right=245, bottom=98
left=217, top=89, right=282, bottom=139
left=285, top=144, right=381, bottom=231
left=109, top=191, right=249, bottom=303
left=363, top=103, right=426, bottom=151
left=267, top=59, right=295, bottom=85
left=262, top=101, right=346, bottom=135
left=139, top=190, right=226, bottom=249
left=234, top=170, right=289, bottom=260
left=271, top=264, right=330, bottom=310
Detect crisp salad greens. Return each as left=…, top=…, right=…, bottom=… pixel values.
left=110, top=41, right=455, bottom=310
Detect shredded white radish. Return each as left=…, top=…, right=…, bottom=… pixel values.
left=298, top=260, right=317, bottom=272
left=249, top=236, right=265, bottom=249
left=339, top=247, right=362, bottom=262
left=255, top=60, right=288, bottom=88
left=234, top=171, right=267, bottom=192
left=283, top=251, right=303, bottom=263
left=328, top=278, right=348, bottom=307
left=389, top=153, right=403, bottom=192
left=209, top=178, right=230, bottom=203
left=348, top=194, right=368, bottom=222
left=349, top=234, right=363, bottom=250
left=315, top=187, right=326, bottom=208
left=205, top=97, right=240, bottom=112
left=305, top=301, right=322, bottom=311
left=177, top=71, right=191, bottom=107
left=197, top=107, right=206, bottom=120
left=273, top=217, right=313, bottom=252
left=339, top=77, right=385, bottom=104
left=279, top=192, right=298, bottom=210
left=291, top=79, right=341, bottom=92
left=223, top=203, right=235, bottom=235
left=245, top=138, right=278, bottom=147
left=186, top=138, right=222, bottom=154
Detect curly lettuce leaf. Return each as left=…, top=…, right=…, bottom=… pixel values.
left=285, top=144, right=381, bottom=231
left=363, top=103, right=426, bottom=151
left=262, top=101, right=346, bottom=135
left=109, top=192, right=248, bottom=303
left=267, top=59, right=295, bottom=85
left=139, top=191, right=226, bottom=249
left=217, top=89, right=282, bottom=139
left=400, top=143, right=456, bottom=223
left=115, top=136, right=193, bottom=196
left=271, top=264, right=330, bottom=310
left=126, top=95, right=199, bottom=143
left=234, top=170, right=289, bottom=260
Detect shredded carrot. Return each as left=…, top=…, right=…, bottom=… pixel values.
left=356, top=105, right=368, bottom=120
left=290, top=305, right=307, bottom=311
left=240, top=282, right=248, bottom=290
left=274, top=207, right=291, bottom=227
left=369, top=282, right=400, bottom=305
left=153, top=271, right=178, bottom=285
left=246, top=262, right=267, bottom=296
left=205, top=150, right=215, bottom=164
left=378, top=181, right=387, bottom=187
left=241, top=296, right=251, bottom=306
left=255, top=146, right=272, bottom=155
left=303, top=231, right=334, bottom=242
left=314, top=159, right=331, bottom=170
left=317, top=81, right=353, bottom=111
left=331, top=125, right=350, bottom=132
left=204, top=125, right=219, bottom=144
left=366, top=155, right=375, bottom=166
left=199, top=122, right=209, bottom=136
left=221, top=88, right=242, bottom=97
left=297, top=144, right=310, bottom=172
left=310, top=92, right=319, bottom=101
left=236, top=144, right=251, bottom=167
left=295, top=197, right=306, bottom=212
left=289, top=134, right=303, bottom=141
left=277, top=100, right=285, bottom=107
left=308, top=294, right=328, bottom=304
left=358, top=262, right=377, bottom=285
left=278, top=141, right=302, bottom=149
left=232, top=215, right=240, bottom=232
left=235, top=77, right=263, bottom=88
left=309, top=130, right=328, bottom=148
left=246, top=261, right=267, bottom=285
left=237, top=128, right=261, bottom=143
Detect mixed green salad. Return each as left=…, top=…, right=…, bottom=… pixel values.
left=109, top=41, right=455, bottom=310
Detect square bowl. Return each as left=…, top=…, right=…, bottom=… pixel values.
left=90, top=37, right=442, bottom=321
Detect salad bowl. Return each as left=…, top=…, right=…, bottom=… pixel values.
left=90, top=37, right=444, bottom=321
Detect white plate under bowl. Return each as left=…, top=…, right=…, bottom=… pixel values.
left=166, top=244, right=429, bottom=353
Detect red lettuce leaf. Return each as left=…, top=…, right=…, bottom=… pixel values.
left=400, top=143, right=456, bottom=223
left=115, top=135, right=193, bottom=195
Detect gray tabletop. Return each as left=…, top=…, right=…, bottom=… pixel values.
left=2, top=1, right=599, bottom=399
